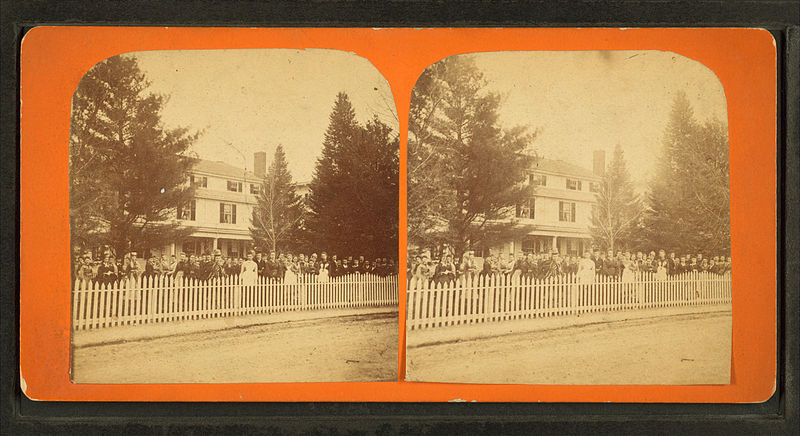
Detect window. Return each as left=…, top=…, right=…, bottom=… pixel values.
left=220, top=203, right=237, bottom=224
left=250, top=184, right=260, bottom=195
left=177, top=199, right=196, bottom=221
left=227, top=180, right=242, bottom=192
left=515, top=197, right=535, bottom=219
left=521, top=237, right=536, bottom=254
left=190, top=175, right=207, bottom=188
left=529, top=173, right=547, bottom=186
left=589, top=182, right=601, bottom=193
left=559, top=201, right=576, bottom=222
left=566, top=178, right=582, bottom=190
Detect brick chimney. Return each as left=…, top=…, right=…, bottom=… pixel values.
left=593, top=150, right=605, bottom=177
left=254, top=151, right=267, bottom=178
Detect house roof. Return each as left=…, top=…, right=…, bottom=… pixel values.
left=533, top=158, right=598, bottom=179
left=191, top=159, right=259, bottom=180
left=190, top=158, right=310, bottom=187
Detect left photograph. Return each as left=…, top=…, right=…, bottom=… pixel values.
left=68, top=49, right=400, bottom=383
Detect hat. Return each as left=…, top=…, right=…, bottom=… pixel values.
left=551, top=249, right=559, bottom=254
left=213, top=249, right=222, bottom=256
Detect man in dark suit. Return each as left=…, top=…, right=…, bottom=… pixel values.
left=264, top=251, right=279, bottom=279
left=329, top=254, right=340, bottom=277
left=255, top=252, right=266, bottom=278
left=339, top=258, right=352, bottom=276
left=318, top=252, right=331, bottom=276
left=602, top=249, right=619, bottom=279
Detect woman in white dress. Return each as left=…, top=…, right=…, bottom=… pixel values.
left=575, top=251, right=596, bottom=314
left=284, top=255, right=298, bottom=284
left=654, top=249, right=668, bottom=281
left=577, top=251, right=596, bottom=285
left=239, top=252, right=258, bottom=286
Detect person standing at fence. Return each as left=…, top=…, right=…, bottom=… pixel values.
left=329, top=254, right=340, bottom=278
left=666, top=252, right=677, bottom=275
left=339, top=258, right=351, bottom=277
left=621, top=251, right=637, bottom=281
left=144, top=255, right=161, bottom=279
left=459, top=251, right=478, bottom=282
left=96, top=255, right=118, bottom=285
left=208, top=249, right=225, bottom=280
left=510, top=253, right=525, bottom=278
left=286, top=255, right=301, bottom=281
left=654, top=250, right=669, bottom=280
left=307, top=253, right=319, bottom=277
left=318, top=252, right=331, bottom=282
left=602, top=250, right=619, bottom=279
left=480, top=254, right=495, bottom=277
left=542, top=250, right=563, bottom=279
left=124, top=251, right=142, bottom=281
left=577, top=250, right=595, bottom=284
left=434, top=254, right=457, bottom=284
left=240, top=251, right=258, bottom=285
left=75, top=253, right=95, bottom=284
left=414, top=254, right=434, bottom=288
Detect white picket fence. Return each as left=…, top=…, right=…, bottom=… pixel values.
left=72, top=274, right=399, bottom=330
left=407, top=271, right=732, bottom=330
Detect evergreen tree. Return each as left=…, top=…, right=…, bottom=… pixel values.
left=304, top=93, right=399, bottom=258
left=250, top=145, right=305, bottom=253
left=407, top=55, right=537, bottom=257
left=69, top=54, right=198, bottom=258
left=644, top=92, right=730, bottom=254
left=590, top=144, right=642, bottom=252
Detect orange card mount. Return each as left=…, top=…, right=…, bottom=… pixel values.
left=20, top=27, right=776, bottom=402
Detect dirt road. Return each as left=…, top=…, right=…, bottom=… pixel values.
left=407, top=312, right=731, bottom=385
left=73, top=312, right=398, bottom=383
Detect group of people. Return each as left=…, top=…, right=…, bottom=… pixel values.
left=74, top=248, right=398, bottom=286
left=409, top=248, right=732, bottom=286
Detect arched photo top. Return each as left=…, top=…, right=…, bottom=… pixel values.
left=71, top=48, right=398, bottom=183
left=410, top=50, right=727, bottom=189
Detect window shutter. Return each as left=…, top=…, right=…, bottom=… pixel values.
left=220, top=203, right=225, bottom=223
left=190, top=200, right=196, bottom=220
left=571, top=203, right=576, bottom=222
left=530, top=198, right=535, bottom=219
left=232, top=204, right=237, bottom=224
left=177, top=203, right=182, bottom=220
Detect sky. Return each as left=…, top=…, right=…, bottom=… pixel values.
left=469, top=50, right=728, bottom=190
left=131, top=49, right=398, bottom=183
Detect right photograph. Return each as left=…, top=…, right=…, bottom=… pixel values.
left=405, top=51, right=732, bottom=385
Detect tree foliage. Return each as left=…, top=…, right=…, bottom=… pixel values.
left=590, top=144, right=643, bottom=252
left=250, top=145, right=305, bottom=253
left=643, top=91, right=731, bottom=254
left=304, top=92, right=399, bottom=258
left=407, top=55, right=537, bottom=256
left=69, top=54, right=199, bottom=257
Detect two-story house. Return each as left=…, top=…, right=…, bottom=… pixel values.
left=158, top=152, right=309, bottom=258
left=492, top=150, right=605, bottom=258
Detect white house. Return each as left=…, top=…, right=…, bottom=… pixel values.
left=491, top=151, right=605, bottom=258
left=157, top=152, right=309, bottom=258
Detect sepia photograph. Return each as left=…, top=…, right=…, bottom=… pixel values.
left=68, top=49, right=400, bottom=383
left=406, top=51, right=732, bottom=385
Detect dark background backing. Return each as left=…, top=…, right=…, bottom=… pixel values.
left=3, top=1, right=798, bottom=434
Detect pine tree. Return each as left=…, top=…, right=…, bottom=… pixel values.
left=250, top=145, right=305, bottom=253
left=304, top=93, right=399, bottom=258
left=644, top=92, right=730, bottom=254
left=69, top=54, right=198, bottom=258
left=407, top=55, right=537, bottom=256
left=589, top=144, right=642, bottom=252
